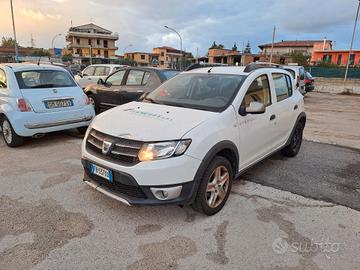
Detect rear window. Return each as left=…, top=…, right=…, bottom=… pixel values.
left=15, top=70, right=76, bottom=89
left=284, top=69, right=296, bottom=79
left=161, top=70, right=179, bottom=80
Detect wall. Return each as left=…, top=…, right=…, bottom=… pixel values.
left=313, top=77, right=360, bottom=95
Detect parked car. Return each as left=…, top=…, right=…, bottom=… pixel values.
left=75, top=64, right=126, bottom=89
left=84, top=66, right=179, bottom=113
left=81, top=63, right=306, bottom=215
left=304, top=71, right=315, bottom=92
left=281, top=64, right=306, bottom=95
left=0, top=63, right=95, bottom=147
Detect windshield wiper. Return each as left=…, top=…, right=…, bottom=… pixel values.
left=31, top=84, right=55, bottom=88
left=144, top=97, right=160, bottom=104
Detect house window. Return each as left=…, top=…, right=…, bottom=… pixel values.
left=141, top=55, right=145, bottom=60
left=97, top=39, right=100, bottom=45
left=349, top=54, right=355, bottom=65
left=88, top=39, right=91, bottom=45
left=104, top=40, right=108, bottom=48
left=337, top=54, right=342, bottom=65
left=161, top=52, right=165, bottom=57
left=160, top=61, right=164, bottom=65
left=97, top=50, right=101, bottom=55
left=323, top=54, right=332, bottom=63
left=76, top=38, right=80, bottom=45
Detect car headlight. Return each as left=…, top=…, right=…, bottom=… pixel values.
left=138, top=139, right=191, bottom=161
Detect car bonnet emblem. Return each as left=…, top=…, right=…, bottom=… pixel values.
left=102, top=141, right=113, bottom=155
left=53, top=89, right=58, bottom=94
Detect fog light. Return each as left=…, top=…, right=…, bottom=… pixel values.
left=151, top=186, right=182, bottom=201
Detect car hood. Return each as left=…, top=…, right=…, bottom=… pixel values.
left=92, top=101, right=217, bottom=141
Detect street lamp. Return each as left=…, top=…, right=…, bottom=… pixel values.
left=9, top=0, right=19, bottom=62
left=164, top=25, right=183, bottom=70
left=51, top=33, right=62, bottom=48
left=344, top=0, right=360, bottom=82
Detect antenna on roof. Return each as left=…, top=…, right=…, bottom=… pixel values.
left=37, top=56, right=41, bottom=66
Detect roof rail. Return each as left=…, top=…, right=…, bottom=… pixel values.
left=185, top=63, right=227, bottom=71
left=244, top=62, right=280, bottom=73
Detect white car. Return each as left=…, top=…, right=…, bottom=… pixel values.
left=281, top=64, right=306, bottom=95
left=0, top=63, right=95, bottom=147
left=81, top=63, right=306, bottom=215
left=75, top=64, right=126, bottom=89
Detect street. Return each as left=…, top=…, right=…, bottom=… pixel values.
left=1, top=90, right=360, bottom=269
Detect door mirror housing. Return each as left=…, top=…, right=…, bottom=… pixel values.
left=97, top=78, right=105, bottom=85
left=240, top=101, right=266, bottom=116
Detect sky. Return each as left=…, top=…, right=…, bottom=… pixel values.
left=0, top=0, right=359, bottom=56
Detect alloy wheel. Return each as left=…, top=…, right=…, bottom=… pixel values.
left=206, top=165, right=230, bottom=208
left=2, top=120, right=13, bottom=144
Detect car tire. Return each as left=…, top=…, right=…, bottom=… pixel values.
left=87, top=94, right=99, bottom=114
left=192, top=156, right=233, bottom=216
left=77, top=126, right=88, bottom=135
left=281, top=122, right=304, bottom=157
left=1, top=118, right=24, bottom=147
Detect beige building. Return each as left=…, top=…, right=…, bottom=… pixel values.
left=208, top=48, right=259, bottom=66
left=152, top=46, right=183, bottom=69
left=66, top=23, right=119, bottom=64
left=124, top=52, right=158, bottom=66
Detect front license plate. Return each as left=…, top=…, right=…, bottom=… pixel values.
left=90, top=163, right=113, bottom=182
left=45, top=99, right=73, bottom=109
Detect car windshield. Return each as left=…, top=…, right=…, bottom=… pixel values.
left=161, top=70, right=179, bottom=80
left=145, top=73, right=245, bottom=112
left=15, top=70, right=77, bottom=89
left=305, top=72, right=313, bottom=79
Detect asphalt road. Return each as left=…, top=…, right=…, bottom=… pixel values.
left=1, top=132, right=360, bottom=269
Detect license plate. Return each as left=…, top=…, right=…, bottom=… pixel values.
left=45, top=99, right=73, bottom=109
left=90, top=163, right=113, bottom=182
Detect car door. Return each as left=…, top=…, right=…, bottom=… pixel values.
left=268, top=72, right=295, bottom=147
left=76, top=66, right=95, bottom=88
left=98, top=69, right=127, bottom=112
left=120, top=69, right=152, bottom=103
left=237, top=74, right=278, bottom=170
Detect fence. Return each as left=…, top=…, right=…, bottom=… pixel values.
left=305, top=67, right=360, bottom=79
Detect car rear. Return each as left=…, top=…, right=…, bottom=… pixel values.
left=10, top=66, right=94, bottom=137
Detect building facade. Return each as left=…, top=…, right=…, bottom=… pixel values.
left=153, top=46, right=187, bottom=69
left=66, top=23, right=119, bottom=65
left=124, top=52, right=158, bottom=66
left=208, top=48, right=259, bottom=66
left=258, top=40, right=333, bottom=56
left=311, top=50, right=360, bottom=66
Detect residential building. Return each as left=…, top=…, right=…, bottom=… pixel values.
left=124, top=52, right=158, bottom=66
left=258, top=40, right=333, bottom=56
left=311, top=49, right=360, bottom=66
left=66, top=23, right=119, bottom=65
left=208, top=48, right=259, bottom=66
left=152, top=46, right=192, bottom=69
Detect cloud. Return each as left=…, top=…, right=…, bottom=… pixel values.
left=19, top=8, right=61, bottom=22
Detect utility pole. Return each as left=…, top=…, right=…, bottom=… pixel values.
left=10, top=0, right=19, bottom=62
left=344, top=0, right=360, bottom=82
left=270, top=25, right=276, bottom=63
left=164, top=26, right=183, bottom=70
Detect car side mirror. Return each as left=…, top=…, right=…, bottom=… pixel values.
left=77, top=72, right=83, bottom=78
left=97, top=78, right=104, bottom=85
left=240, top=101, right=265, bottom=116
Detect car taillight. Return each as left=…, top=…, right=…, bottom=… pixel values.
left=17, top=98, right=32, bottom=112
left=83, top=95, right=90, bottom=105
left=304, top=79, right=311, bottom=84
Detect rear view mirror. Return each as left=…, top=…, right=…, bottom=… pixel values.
left=97, top=78, right=104, bottom=85
left=245, top=101, right=265, bottom=114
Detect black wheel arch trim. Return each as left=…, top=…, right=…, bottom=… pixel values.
left=187, top=140, right=239, bottom=204
left=285, top=112, right=306, bottom=147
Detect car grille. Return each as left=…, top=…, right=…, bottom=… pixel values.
left=86, top=129, right=143, bottom=166
left=88, top=173, right=147, bottom=199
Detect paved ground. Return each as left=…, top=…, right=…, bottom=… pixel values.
left=1, top=92, right=360, bottom=270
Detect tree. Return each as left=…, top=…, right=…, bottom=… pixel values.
left=289, top=51, right=311, bottom=67
left=244, top=41, right=251, bottom=54
left=62, top=53, right=73, bottom=63
left=32, top=48, right=50, bottom=57
left=209, top=41, right=224, bottom=50
left=232, top=43, right=238, bottom=51
left=1, top=37, right=17, bottom=47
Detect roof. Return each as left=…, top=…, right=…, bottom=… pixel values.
left=69, top=23, right=112, bottom=34
left=185, top=65, right=291, bottom=76
left=258, top=40, right=329, bottom=49
left=1, top=63, right=67, bottom=72
left=154, top=46, right=182, bottom=53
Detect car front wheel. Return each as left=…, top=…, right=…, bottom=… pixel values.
left=192, top=156, right=233, bottom=216
left=1, top=118, right=24, bottom=147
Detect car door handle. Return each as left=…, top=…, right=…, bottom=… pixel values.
left=294, top=105, right=298, bottom=110
left=270, top=114, right=276, bottom=121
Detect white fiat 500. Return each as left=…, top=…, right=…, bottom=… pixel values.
left=0, top=63, right=95, bottom=147
left=81, top=63, right=306, bottom=215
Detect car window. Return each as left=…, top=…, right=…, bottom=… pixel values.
left=126, top=70, right=145, bottom=86
left=299, top=68, right=305, bottom=80
left=83, top=66, right=95, bottom=76
left=106, top=70, right=126, bottom=86
left=146, top=74, right=244, bottom=112
left=94, top=66, right=106, bottom=76
left=161, top=70, right=179, bottom=80
left=284, top=68, right=296, bottom=79
left=242, top=75, right=271, bottom=108
left=142, top=72, right=151, bottom=85
left=0, top=69, right=7, bottom=88
left=272, top=73, right=292, bottom=102
left=15, top=70, right=76, bottom=89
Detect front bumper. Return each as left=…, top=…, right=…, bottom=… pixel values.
left=82, top=158, right=197, bottom=206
